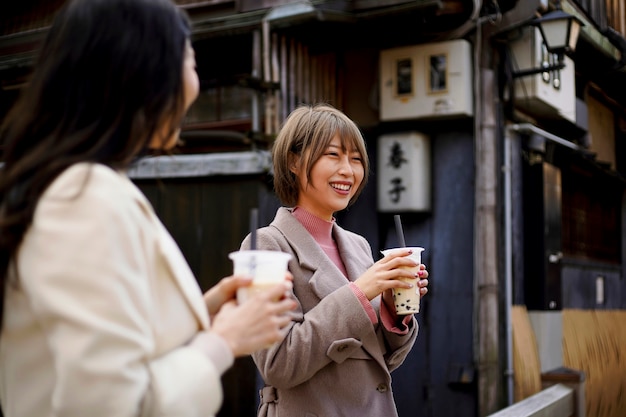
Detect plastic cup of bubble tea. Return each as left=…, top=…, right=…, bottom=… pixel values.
left=229, top=250, right=292, bottom=304
left=380, top=247, right=425, bottom=315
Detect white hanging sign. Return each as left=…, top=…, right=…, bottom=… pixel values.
left=377, top=132, right=431, bottom=212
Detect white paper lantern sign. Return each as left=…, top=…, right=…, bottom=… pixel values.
left=377, top=132, right=431, bottom=212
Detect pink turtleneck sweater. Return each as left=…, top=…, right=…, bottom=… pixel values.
left=292, top=207, right=411, bottom=333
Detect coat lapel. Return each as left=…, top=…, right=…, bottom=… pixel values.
left=333, top=225, right=375, bottom=282
left=331, top=224, right=391, bottom=367
left=122, top=175, right=210, bottom=330
left=155, top=220, right=210, bottom=330
left=270, top=208, right=388, bottom=368
left=271, top=208, right=348, bottom=300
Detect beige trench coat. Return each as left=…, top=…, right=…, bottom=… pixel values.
left=0, top=163, right=232, bottom=417
left=241, top=207, right=418, bottom=417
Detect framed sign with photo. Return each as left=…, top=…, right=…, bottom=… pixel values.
left=428, top=53, right=448, bottom=94
left=395, top=57, right=413, bottom=97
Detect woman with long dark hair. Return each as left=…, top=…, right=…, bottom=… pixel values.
left=0, top=1, right=295, bottom=416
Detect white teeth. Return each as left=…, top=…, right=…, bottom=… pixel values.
left=331, top=183, right=350, bottom=191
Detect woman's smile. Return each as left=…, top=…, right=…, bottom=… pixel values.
left=330, top=181, right=352, bottom=194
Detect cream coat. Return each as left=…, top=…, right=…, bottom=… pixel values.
left=0, top=163, right=232, bottom=417
left=241, top=207, right=418, bottom=417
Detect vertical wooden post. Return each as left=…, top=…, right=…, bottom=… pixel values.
left=476, top=18, right=502, bottom=416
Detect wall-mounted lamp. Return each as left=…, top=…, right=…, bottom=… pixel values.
left=494, top=2, right=583, bottom=127
left=511, top=2, right=584, bottom=78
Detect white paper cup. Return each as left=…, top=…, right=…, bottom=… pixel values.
left=229, top=250, right=292, bottom=304
left=380, top=247, right=425, bottom=315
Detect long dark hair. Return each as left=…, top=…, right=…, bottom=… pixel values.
left=0, top=0, right=191, bottom=326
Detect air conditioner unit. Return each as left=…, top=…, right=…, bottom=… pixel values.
left=379, top=40, right=473, bottom=121
left=509, top=26, right=576, bottom=123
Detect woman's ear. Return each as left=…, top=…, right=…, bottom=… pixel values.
left=289, top=153, right=299, bottom=174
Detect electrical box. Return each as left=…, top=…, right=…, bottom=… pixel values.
left=379, top=40, right=473, bottom=121
left=509, top=26, right=576, bottom=123
left=377, top=132, right=431, bottom=212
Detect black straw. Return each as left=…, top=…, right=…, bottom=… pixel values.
left=394, top=214, right=406, bottom=248
left=250, top=208, right=258, bottom=250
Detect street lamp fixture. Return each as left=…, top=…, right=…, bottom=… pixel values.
left=512, top=2, right=584, bottom=78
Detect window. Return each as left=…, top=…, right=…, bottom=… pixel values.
left=562, top=161, right=622, bottom=264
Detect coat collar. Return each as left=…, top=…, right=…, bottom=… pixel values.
left=269, top=207, right=371, bottom=289
left=270, top=207, right=331, bottom=273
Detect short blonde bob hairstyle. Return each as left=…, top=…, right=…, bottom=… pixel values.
left=271, top=103, right=370, bottom=207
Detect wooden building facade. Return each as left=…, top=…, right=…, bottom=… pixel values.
left=1, top=1, right=626, bottom=416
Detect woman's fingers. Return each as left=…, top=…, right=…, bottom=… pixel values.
left=380, top=248, right=414, bottom=260
left=417, top=264, right=429, bottom=278
left=418, top=278, right=429, bottom=296
left=380, top=252, right=419, bottom=269
left=257, top=280, right=294, bottom=302
left=204, top=274, right=254, bottom=316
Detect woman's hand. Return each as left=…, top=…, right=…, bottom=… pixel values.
left=209, top=280, right=297, bottom=357
left=381, top=265, right=429, bottom=312
left=203, top=275, right=251, bottom=318
left=203, top=271, right=294, bottom=318
left=354, top=248, right=427, bottom=301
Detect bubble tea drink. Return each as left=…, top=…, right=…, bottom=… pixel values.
left=380, top=247, right=425, bottom=315
left=229, top=250, right=292, bottom=303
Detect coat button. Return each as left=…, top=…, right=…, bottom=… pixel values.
left=376, top=383, right=388, bottom=393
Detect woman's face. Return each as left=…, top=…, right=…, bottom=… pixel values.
left=293, top=134, right=365, bottom=221
left=181, top=40, right=200, bottom=116
left=150, top=39, right=199, bottom=150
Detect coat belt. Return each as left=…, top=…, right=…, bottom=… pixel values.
left=260, top=386, right=278, bottom=403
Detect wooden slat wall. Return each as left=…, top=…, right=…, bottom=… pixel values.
left=513, top=307, right=626, bottom=417
left=511, top=305, right=543, bottom=402
left=605, top=0, right=626, bottom=36
left=576, top=0, right=626, bottom=35
left=272, top=34, right=341, bottom=132
left=563, top=309, right=626, bottom=417
left=577, top=0, right=608, bottom=30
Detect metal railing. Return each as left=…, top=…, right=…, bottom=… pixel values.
left=487, top=367, right=586, bottom=417
left=487, top=384, right=575, bottom=417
